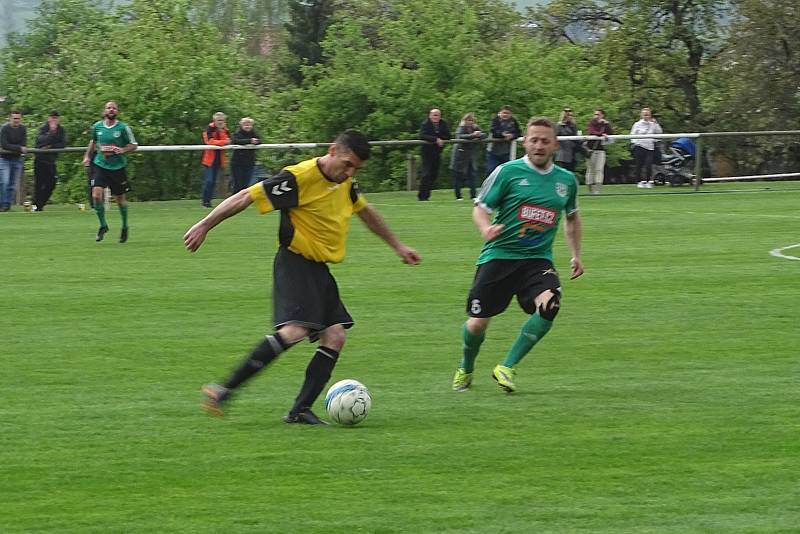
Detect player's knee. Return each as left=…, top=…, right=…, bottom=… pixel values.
left=536, top=291, right=561, bottom=321
left=466, top=317, right=490, bottom=336
left=277, top=323, right=310, bottom=345
left=319, top=324, right=346, bottom=351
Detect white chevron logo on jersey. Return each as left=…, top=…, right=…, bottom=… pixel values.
left=271, top=181, right=292, bottom=195
left=519, top=178, right=530, bottom=186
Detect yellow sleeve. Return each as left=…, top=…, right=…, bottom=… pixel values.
left=353, top=193, right=368, bottom=213
left=248, top=182, right=274, bottom=214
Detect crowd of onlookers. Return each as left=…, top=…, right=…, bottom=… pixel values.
left=416, top=104, right=665, bottom=199
left=0, top=104, right=666, bottom=212
left=0, top=108, right=263, bottom=212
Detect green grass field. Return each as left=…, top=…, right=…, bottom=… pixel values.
left=2, top=183, right=799, bottom=533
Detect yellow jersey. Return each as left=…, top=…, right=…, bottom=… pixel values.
left=248, top=157, right=368, bottom=263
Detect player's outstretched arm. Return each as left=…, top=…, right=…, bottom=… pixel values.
left=356, top=205, right=421, bottom=265
left=184, top=189, right=253, bottom=252
left=564, top=212, right=584, bottom=279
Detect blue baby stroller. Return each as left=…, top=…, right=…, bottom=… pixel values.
left=653, top=137, right=696, bottom=186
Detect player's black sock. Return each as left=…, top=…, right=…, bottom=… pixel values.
left=223, top=333, right=288, bottom=394
left=289, top=346, right=340, bottom=414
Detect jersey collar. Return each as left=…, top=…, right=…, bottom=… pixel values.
left=522, top=155, right=554, bottom=175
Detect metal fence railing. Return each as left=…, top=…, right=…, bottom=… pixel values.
left=2, top=130, right=799, bottom=204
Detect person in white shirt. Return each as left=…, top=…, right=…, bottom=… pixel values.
left=630, top=107, right=662, bottom=188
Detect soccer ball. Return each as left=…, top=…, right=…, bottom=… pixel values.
left=325, top=379, right=372, bottom=426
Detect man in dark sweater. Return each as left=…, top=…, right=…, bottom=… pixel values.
left=230, top=117, right=260, bottom=193
left=33, top=111, right=67, bottom=211
left=0, top=110, right=28, bottom=211
left=417, top=108, right=451, bottom=201
left=486, top=105, right=521, bottom=175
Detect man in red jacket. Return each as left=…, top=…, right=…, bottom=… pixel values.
left=201, top=112, right=230, bottom=208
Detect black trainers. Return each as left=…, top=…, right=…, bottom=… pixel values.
left=95, top=226, right=109, bottom=242
left=119, top=227, right=129, bottom=243
left=283, top=409, right=329, bottom=425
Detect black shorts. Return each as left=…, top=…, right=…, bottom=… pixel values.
left=91, top=167, right=131, bottom=196
left=466, top=258, right=561, bottom=318
left=272, top=246, right=354, bottom=339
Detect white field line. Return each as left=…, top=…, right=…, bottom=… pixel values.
left=770, top=243, right=800, bottom=261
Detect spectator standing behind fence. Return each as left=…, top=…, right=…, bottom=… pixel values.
left=230, top=117, right=260, bottom=194
left=585, top=109, right=613, bottom=195
left=630, top=107, right=662, bottom=189
left=417, top=108, right=451, bottom=201
left=0, top=110, right=27, bottom=212
left=33, top=111, right=66, bottom=212
left=450, top=112, right=487, bottom=201
left=83, top=101, right=138, bottom=243
left=200, top=112, right=230, bottom=208
left=555, top=107, right=583, bottom=172
left=486, top=105, right=521, bottom=175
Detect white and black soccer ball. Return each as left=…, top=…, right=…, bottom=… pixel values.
left=325, top=379, right=371, bottom=426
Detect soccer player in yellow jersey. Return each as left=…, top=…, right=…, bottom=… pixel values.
left=184, top=130, right=421, bottom=424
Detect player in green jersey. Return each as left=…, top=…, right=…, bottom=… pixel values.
left=452, top=117, right=584, bottom=393
left=82, top=101, right=138, bottom=243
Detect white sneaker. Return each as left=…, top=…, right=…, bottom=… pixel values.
left=636, top=181, right=646, bottom=188
left=644, top=182, right=654, bottom=188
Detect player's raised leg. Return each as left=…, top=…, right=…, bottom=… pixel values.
left=201, top=328, right=300, bottom=416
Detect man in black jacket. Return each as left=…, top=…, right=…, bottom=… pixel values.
left=34, top=111, right=67, bottom=212
left=417, top=108, right=451, bottom=201
left=486, top=105, right=521, bottom=175
left=230, top=117, right=260, bottom=193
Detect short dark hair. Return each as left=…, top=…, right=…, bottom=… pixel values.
left=334, top=129, right=371, bottom=161
left=500, top=105, right=513, bottom=112
left=10, top=110, right=22, bottom=116
left=49, top=110, right=60, bottom=117
left=526, top=116, right=556, bottom=132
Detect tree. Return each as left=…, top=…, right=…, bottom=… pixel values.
left=283, top=0, right=335, bottom=84
left=702, top=0, right=800, bottom=176
left=0, top=0, right=267, bottom=201
left=526, top=0, right=731, bottom=130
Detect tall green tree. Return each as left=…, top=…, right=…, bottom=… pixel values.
left=527, top=0, right=731, bottom=130
left=0, top=0, right=267, bottom=200
left=283, top=0, right=335, bottom=84
left=702, top=0, right=800, bottom=176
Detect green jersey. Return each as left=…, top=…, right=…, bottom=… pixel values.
left=91, top=120, right=137, bottom=170
left=475, top=156, right=578, bottom=265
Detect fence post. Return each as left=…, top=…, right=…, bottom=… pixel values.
left=694, top=136, right=704, bottom=191
left=406, top=154, right=417, bottom=191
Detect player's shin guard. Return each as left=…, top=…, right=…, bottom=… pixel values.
left=502, top=314, right=553, bottom=368
left=223, top=333, right=289, bottom=394
left=460, top=322, right=485, bottom=373
left=289, top=347, right=340, bottom=414
left=119, top=205, right=129, bottom=228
